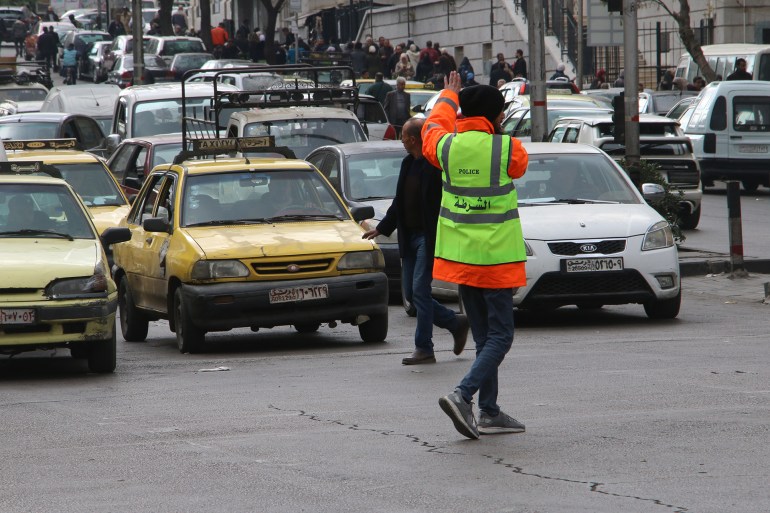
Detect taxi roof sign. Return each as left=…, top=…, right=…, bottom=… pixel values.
left=2, top=139, right=79, bottom=151
left=174, top=136, right=296, bottom=164
left=0, top=161, right=63, bottom=178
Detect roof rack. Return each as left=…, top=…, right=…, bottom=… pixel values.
left=177, top=64, right=357, bottom=161
left=2, top=139, right=80, bottom=151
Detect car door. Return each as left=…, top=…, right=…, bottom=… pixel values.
left=142, top=173, right=176, bottom=312
left=108, top=141, right=142, bottom=190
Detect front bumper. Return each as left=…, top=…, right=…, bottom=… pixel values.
left=180, top=272, right=389, bottom=331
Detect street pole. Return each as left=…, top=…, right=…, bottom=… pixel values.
left=132, top=0, right=144, bottom=85
left=528, top=0, right=548, bottom=141
left=577, top=0, right=583, bottom=89
left=623, top=0, right=640, bottom=184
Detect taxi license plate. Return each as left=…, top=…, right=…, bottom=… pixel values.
left=269, top=285, right=329, bottom=304
left=563, top=257, right=624, bottom=273
left=739, top=144, right=768, bottom=153
left=0, top=308, right=36, bottom=324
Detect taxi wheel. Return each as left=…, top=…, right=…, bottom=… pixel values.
left=643, top=290, right=681, bottom=320
left=358, top=313, right=388, bottom=343
left=174, top=288, right=205, bottom=353
left=294, top=323, right=320, bottom=333
left=87, top=326, right=117, bottom=373
left=119, top=279, right=149, bottom=342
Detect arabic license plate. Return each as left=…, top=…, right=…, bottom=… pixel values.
left=269, top=285, right=329, bottom=304
left=0, top=308, right=35, bottom=324
left=738, top=144, right=768, bottom=153
left=563, top=257, right=624, bottom=273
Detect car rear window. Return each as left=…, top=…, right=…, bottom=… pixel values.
left=733, top=96, right=770, bottom=132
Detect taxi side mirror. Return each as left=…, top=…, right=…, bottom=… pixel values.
left=350, top=205, right=374, bottom=222
left=100, top=227, right=131, bottom=246
left=143, top=217, right=170, bottom=233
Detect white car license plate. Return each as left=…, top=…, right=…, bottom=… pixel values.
left=738, top=144, right=768, bottom=153
left=563, top=257, right=624, bottom=273
left=269, top=284, right=329, bottom=304
left=0, top=308, right=36, bottom=324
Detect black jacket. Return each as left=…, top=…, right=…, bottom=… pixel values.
left=376, top=154, right=444, bottom=260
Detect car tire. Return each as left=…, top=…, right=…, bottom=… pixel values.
left=358, top=313, right=388, bottom=343
left=295, top=323, right=321, bottom=333
left=679, top=204, right=701, bottom=230
left=119, top=278, right=149, bottom=342
left=87, top=325, right=117, bottom=373
left=742, top=180, right=760, bottom=192
left=174, top=287, right=205, bottom=353
left=401, top=286, right=416, bottom=317
left=643, top=290, right=681, bottom=319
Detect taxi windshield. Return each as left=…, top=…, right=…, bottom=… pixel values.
left=0, top=183, right=95, bottom=238
left=50, top=163, right=127, bottom=206
left=182, top=169, right=349, bottom=226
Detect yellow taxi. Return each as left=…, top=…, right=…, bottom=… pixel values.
left=4, top=140, right=131, bottom=235
left=112, top=138, right=389, bottom=353
left=0, top=167, right=131, bottom=372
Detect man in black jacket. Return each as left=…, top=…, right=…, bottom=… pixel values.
left=363, top=118, right=469, bottom=365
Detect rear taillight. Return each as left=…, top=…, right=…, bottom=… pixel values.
left=120, top=71, right=132, bottom=80
left=384, top=124, right=397, bottom=140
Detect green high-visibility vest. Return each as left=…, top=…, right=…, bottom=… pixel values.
left=434, top=131, right=527, bottom=266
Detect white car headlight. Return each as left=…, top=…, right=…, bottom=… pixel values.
left=46, top=265, right=109, bottom=299
left=191, top=260, right=250, bottom=279
left=524, top=240, right=533, bottom=256
left=642, top=221, right=674, bottom=251
left=337, top=251, right=385, bottom=270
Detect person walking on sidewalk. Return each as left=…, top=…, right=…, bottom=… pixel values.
left=363, top=118, right=470, bottom=365
left=422, top=71, right=529, bottom=439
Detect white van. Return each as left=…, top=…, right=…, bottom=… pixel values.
left=681, top=80, right=770, bottom=191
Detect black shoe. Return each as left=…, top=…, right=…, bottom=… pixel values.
left=451, top=314, right=469, bottom=355
left=402, top=350, right=436, bottom=365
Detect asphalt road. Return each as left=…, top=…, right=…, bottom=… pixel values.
left=2, top=274, right=769, bottom=513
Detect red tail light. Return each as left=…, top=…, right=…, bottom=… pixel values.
left=120, top=71, right=132, bottom=80
left=384, top=124, right=397, bottom=140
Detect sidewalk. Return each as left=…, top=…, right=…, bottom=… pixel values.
left=678, top=246, right=770, bottom=277
left=683, top=270, right=770, bottom=305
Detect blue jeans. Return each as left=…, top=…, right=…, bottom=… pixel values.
left=401, top=231, right=458, bottom=353
left=456, top=285, right=514, bottom=416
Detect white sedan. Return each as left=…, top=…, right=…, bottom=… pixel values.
left=433, top=142, right=681, bottom=319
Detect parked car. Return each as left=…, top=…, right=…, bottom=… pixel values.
left=79, top=40, right=113, bottom=83
left=100, top=35, right=150, bottom=80
left=58, top=29, right=112, bottom=69
left=501, top=102, right=613, bottom=141
left=167, top=52, right=213, bottom=81
left=106, top=134, right=182, bottom=195
left=144, top=35, right=206, bottom=65
left=0, top=171, right=130, bottom=372
left=547, top=114, right=703, bottom=229
left=107, top=54, right=173, bottom=88
left=499, top=77, right=581, bottom=106
left=25, top=21, right=75, bottom=61
left=432, top=142, right=681, bottom=319
left=680, top=80, right=770, bottom=191
left=39, top=84, right=120, bottom=135
left=0, top=113, right=106, bottom=155
left=306, top=140, right=405, bottom=297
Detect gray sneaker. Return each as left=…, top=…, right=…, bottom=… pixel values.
left=439, top=390, right=479, bottom=439
left=478, top=410, right=526, bottom=434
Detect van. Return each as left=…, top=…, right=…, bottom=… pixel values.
left=681, top=80, right=770, bottom=191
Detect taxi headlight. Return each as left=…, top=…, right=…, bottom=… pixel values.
left=46, top=265, right=109, bottom=299
left=337, top=251, right=385, bottom=270
left=642, top=221, right=674, bottom=251
left=191, top=260, right=250, bottom=279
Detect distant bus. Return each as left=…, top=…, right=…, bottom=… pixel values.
left=675, top=44, right=770, bottom=83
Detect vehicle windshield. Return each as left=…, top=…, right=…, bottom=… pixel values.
left=516, top=153, right=641, bottom=204
left=0, top=122, right=58, bottom=140
left=162, top=40, right=206, bottom=56
left=344, top=151, right=403, bottom=200
left=181, top=169, right=349, bottom=226
left=172, top=54, right=211, bottom=70
left=243, top=118, right=366, bottom=159
left=133, top=97, right=239, bottom=137
left=0, top=88, right=48, bottom=102
left=49, top=162, right=127, bottom=206
left=0, top=183, right=95, bottom=238
left=78, top=33, right=111, bottom=45
left=121, top=55, right=167, bottom=69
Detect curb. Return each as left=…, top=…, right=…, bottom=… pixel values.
left=679, top=258, right=770, bottom=277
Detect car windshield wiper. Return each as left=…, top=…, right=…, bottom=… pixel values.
left=0, top=229, right=74, bottom=240
left=266, top=214, right=345, bottom=222
left=355, top=195, right=392, bottom=201
left=553, top=198, right=620, bottom=204
left=185, top=218, right=270, bottom=227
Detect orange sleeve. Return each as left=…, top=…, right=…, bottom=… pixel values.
left=507, top=136, right=528, bottom=179
left=421, top=89, right=460, bottom=169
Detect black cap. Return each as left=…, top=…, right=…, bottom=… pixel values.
left=458, top=85, right=505, bottom=123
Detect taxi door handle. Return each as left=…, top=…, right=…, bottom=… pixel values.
left=145, top=237, right=153, bottom=244
left=730, top=135, right=742, bottom=139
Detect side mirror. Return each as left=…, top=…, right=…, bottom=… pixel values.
left=350, top=205, right=375, bottom=222
left=143, top=216, right=170, bottom=233
left=124, top=175, right=142, bottom=190
left=105, top=133, right=120, bottom=153
left=641, top=183, right=665, bottom=203
left=100, top=226, right=131, bottom=246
